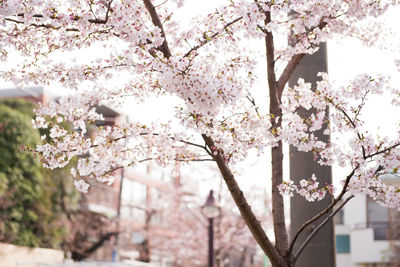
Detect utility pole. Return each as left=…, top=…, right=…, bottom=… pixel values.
left=289, top=43, right=336, bottom=267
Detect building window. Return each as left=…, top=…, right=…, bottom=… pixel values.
left=334, top=209, right=344, bottom=225
left=336, top=234, right=350, bottom=253
left=367, top=197, right=390, bottom=240
left=121, top=179, right=148, bottom=224
left=150, top=211, right=164, bottom=225
left=121, top=179, right=147, bottom=206
left=121, top=206, right=147, bottom=224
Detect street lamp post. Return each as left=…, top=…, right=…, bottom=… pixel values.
left=202, top=190, right=220, bottom=267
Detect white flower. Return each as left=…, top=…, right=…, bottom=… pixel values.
left=74, top=179, right=90, bottom=193
left=300, top=179, right=308, bottom=187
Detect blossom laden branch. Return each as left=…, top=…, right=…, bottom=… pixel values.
left=293, top=195, right=354, bottom=261
left=202, top=134, right=288, bottom=267
left=365, top=142, right=400, bottom=160
left=287, top=165, right=359, bottom=257
left=143, top=0, right=171, bottom=58
left=182, top=16, right=243, bottom=58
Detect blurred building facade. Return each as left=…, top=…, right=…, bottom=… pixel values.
left=82, top=103, right=177, bottom=266
left=335, top=195, right=400, bottom=267
left=0, top=86, right=48, bottom=103
left=0, top=86, right=260, bottom=267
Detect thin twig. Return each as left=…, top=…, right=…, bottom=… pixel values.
left=365, top=142, right=400, bottom=160
left=139, top=132, right=208, bottom=151
left=182, top=17, right=242, bottom=58
left=154, top=0, right=168, bottom=8
left=324, top=96, right=367, bottom=159
left=338, top=105, right=366, bottom=159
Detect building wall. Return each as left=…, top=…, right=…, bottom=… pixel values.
left=351, top=228, right=391, bottom=264
left=0, top=243, right=64, bottom=267
left=336, top=253, right=354, bottom=267
left=344, top=195, right=367, bottom=227
left=335, top=195, right=395, bottom=266
left=86, top=174, right=121, bottom=218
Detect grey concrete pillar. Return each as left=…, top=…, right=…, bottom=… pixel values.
left=289, top=43, right=336, bottom=267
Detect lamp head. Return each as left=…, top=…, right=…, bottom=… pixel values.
left=202, top=190, right=220, bottom=219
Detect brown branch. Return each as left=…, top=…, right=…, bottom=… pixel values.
left=143, top=0, right=171, bottom=59
left=138, top=157, right=215, bottom=163
left=265, top=10, right=289, bottom=256
left=8, top=2, right=114, bottom=38
left=288, top=165, right=359, bottom=256
left=265, top=13, right=278, bottom=99
left=32, top=136, right=127, bottom=154
left=293, top=195, right=354, bottom=261
left=6, top=16, right=117, bottom=38
left=276, top=53, right=305, bottom=96
left=182, top=16, right=242, bottom=58
left=353, top=87, right=371, bottom=123
left=328, top=96, right=400, bottom=161
left=337, top=105, right=366, bottom=159
left=104, top=0, right=113, bottom=22
left=16, top=9, right=111, bottom=24
left=276, top=20, right=328, bottom=97
left=139, top=132, right=208, bottom=151
left=36, top=132, right=207, bottom=156
left=81, top=231, right=119, bottom=260
left=202, top=134, right=288, bottom=267
left=85, top=154, right=214, bottom=179
left=5, top=17, right=79, bottom=32
left=365, top=142, right=400, bottom=160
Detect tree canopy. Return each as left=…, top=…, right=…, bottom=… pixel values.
left=1, top=1, right=400, bottom=266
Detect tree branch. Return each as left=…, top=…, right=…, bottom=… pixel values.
left=5, top=17, right=80, bottom=32
left=182, top=16, right=242, bottom=58
left=276, top=53, right=305, bottom=95
left=337, top=105, right=366, bottom=159
left=276, top=20, right=328, bottom=97
left=139, top=132, right=209, bottom=151
left=265, top=10, right=289, bottom=256
left=16, top=2, right=113, bottom=25
left=365, top=142, right=400, bottom=160
left=81, top=231, right=119, bottom=259
left=288, top=165, right=358, bottom=256
left=143, top=0, right=172, bottom=59
left=293, top=195, right=354, bottom=261
left=202, top=134, right=288, bottom=267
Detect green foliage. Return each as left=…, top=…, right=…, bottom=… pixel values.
left=0, top=99, right=76, bottom=248
left=0, top=98, right=36, bottom=117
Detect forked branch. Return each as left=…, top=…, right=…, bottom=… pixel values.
left=143, top=0, right=172, bottom=58
left=293, top=195, right=354, bottom=261
left=288, top=165, right=358, bottom=256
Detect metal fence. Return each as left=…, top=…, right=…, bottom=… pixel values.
left=354, top=221, right=395, bottom=240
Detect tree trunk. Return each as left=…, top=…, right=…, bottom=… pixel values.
left=265, top=11, right=289, bottom=257
left=202, top=135, right=288, bottom=267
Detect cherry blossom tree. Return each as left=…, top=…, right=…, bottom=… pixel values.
left=1, top=0, right=400, bottom=266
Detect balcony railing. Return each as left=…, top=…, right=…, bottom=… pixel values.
left=354, top=221, right=400, bottom=240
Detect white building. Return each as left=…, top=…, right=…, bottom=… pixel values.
left=335, top=195, right=399, bottom=267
